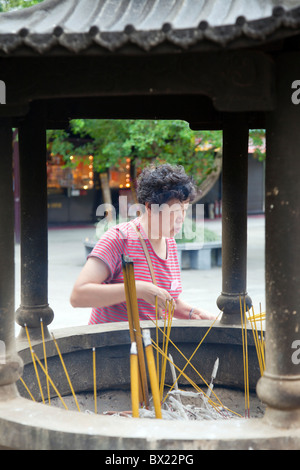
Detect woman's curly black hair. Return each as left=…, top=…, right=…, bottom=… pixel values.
left=136, top=163, right=196, bottom=206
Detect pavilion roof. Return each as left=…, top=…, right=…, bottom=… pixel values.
left=0, top=0, right=300, bottom=54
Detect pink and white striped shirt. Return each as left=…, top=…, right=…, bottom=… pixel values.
left=88, top=218, right=182, bottom=324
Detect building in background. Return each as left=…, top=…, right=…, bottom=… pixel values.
left=47, top=153, right=133, bottom=225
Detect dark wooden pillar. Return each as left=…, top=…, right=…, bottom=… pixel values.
left=15, top=103, right=54, bottom=340
left=257, top=53, right=300, bottom=427
left=217, top=116, right=252, bottom=324
left=0, top=120, right=23, bottom=396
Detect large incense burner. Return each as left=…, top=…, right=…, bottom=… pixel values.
left=3, top=320, right=268, bottom=450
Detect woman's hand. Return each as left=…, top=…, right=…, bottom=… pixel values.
left=189, top=308, right=217, bottom=320
left=173, top=297, right=218, bottom=321
left=135, top=280, right=175, bottom=311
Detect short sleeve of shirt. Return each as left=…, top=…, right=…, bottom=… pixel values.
left=87, top=226, right=127, bottom=282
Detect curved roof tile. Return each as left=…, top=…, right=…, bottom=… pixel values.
left=0, top=0, right=299, bottom=53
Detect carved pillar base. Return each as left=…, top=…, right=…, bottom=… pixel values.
left=16, top=305, right=54, bottom=341
left=217, top=293, right=252, bottom=325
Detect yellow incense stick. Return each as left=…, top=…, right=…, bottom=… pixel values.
left=249, top=306, right=265, bottom=376
left=155, top=295, right=159, bottom=375
left=249, top=309, right=263, bottom=376
left=160, top=300, right=174, bottom=400
left=239, top=297, right=250, bottom=418
left=259, top=303, right=266, bottom=371
left=33, top=353, right=69, bottom=411
left=159, top=300, right=168, bottom=395
left=162, top=311, right=221, bottom=400
left=93, top=347, right=97, bottom=414
left=143, top=329, right=162, bottom=419
left=145, top=314, right=228, bottom=412
left=122, top=256, right=149, bottom=408
left=51, top=333, right=81, bottom=412
left=122, top=260, right=135, bottom=343
left=150, top=337, right=241, bottom=418
left=19, top=377, right=36, bottom=402
left=40, top=318, right=51, bottom=405
left=130, top=342, right=139, bottom=418
left=243, top=298, right=250, bottom=418
left=24, top=324, right=45, bottom=404
left=122, top=259, right=144, bottom=404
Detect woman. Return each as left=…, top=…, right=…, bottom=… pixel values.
left=70, top=163, right=215, bottom=323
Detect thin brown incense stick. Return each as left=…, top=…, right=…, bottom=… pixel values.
left=40, top=318, right=51, bottom=405
left=122, top=255, right=149, bottom=408
left=51, top=333, right=81, bottom=412
left=24, top=324, right=45, bottom=404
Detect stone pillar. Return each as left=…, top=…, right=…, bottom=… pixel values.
left=257, top=53, right=300, bottom=428
left=16, top=103, right=54, bottom=341
left=0, top=120, right=23, bottom=398
left=217, top=116, right=252, bottom=324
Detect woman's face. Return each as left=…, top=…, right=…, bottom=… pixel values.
left=146, top=198, right=189, bottom=239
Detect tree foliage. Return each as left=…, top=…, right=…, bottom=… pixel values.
left=48, top=120, right=265, bottom=186
left=47, top=120, right=223, bottom=186
left=0, top=0, right=44, bottom=11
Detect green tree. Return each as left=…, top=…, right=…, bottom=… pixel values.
left=0, top=0, right=44, bottom=12
left=47, top=119, right=265, bottom=205
left=54, top=119, right=222, bottom=183
left=47, top=119, right=223, bottom=207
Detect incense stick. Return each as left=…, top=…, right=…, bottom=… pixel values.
left=155, top=295, right=159, bottom=376
left=24, top=324, right=45, bottom=404
left=33, top=352, right=69, bottom=411
left=40, top=318, right=51, bottom=405
left=151, top=336, right=241, bottom=418
left=159, top=300, right=175, bottom=400
left=248, top=306, right=265, bottom=376
left=122, top=255, right=149, bottom=408
left=239, top=297, right=250, bottom=418
left=145, top=313, right=230, bottom=413
left=92, top=347, right=97, bottom=414
left=143, top=329, right=162, bottom=419
left=51, top=333, right=81, bottom=413
left=162, top=311, right=221, bottom=401
left=130, top=342, right=139, bottom=418
left=19, top=376, right=36, bottom=402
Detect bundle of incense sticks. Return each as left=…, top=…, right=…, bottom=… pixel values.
left=122, top=254, right=149, bottom=408
left=239, top=297, right=250, bottom=418
left=21, top=320, right=99, bottom=414
left=247, top=306, right=265, bottom=377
